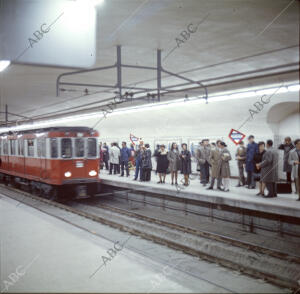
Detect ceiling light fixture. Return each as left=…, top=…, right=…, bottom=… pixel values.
left=0, top=60, right=11, bottom=72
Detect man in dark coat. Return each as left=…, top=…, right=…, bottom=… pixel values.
left=256, top=140, right=279, bottom=198
left=246, top=135, right=258, bottom=189
left=120, top=142, right=131, bottom=177
left=141, top=144, right=152, bottom=181
left=278, top=136, right=294, bottom=182
left=102, top=143, right=109, bottom=170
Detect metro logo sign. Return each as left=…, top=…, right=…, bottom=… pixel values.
left=130, top=134, right=141, bottom=146
left=228, top=129, right=246, bottom=145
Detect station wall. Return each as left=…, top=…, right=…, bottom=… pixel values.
left=66, top=90, right=299, bottom=179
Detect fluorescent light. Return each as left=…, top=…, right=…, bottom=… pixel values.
left=255, top=88, right=277, bottom=95
left=228, top=91, right=256, bottom=99
left=288, top=84, right=300, bottom=92
left=0, top=60, right=10, bottom=72
left=92, top=0, right=105, bottom=6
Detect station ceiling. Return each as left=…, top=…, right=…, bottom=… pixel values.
left=0, top=0, right=299, bottom=125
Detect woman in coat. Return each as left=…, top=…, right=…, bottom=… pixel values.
left=156, top=144, right=169, bottom=184
left=109, top=142, right=121, bottom=175
left=141, top=143, right=152, bottom=181
left=219, top=142, right=232, bottom=192
left=167, top=142, right=181, bottom=185
left=180, top=143, right=192, bottom=186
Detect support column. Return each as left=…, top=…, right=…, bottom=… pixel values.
left=117, top=45, right=122, bottom=98
left=157, top=49, right=162, bottom=102
left=5, top=104, right=8, bottom=127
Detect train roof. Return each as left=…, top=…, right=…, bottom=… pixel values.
left=0, top=126, right=95, bottom=136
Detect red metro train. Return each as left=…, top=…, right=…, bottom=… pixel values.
left=0, top=126, right=100, bottom=200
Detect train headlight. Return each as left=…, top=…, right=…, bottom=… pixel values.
left=89, top=170, right=97, bottom=176
left=64, top=171, right=72, bottom=178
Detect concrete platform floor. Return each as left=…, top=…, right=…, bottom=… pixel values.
left=0, top=194, right=291, bottom=293
left=99, top=170, right=300, bottom=217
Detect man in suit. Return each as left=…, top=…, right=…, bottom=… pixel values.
left=289, top=138, right=300, bottom=200
left=196, top=139, right=211, bottom=186
left=120, top=142, right=131, bottom=177
left=207, top=140, right=223, bottom=191
left=256, top=140, right=279, bottom=198
left=235, top=141, right=246, bottom=186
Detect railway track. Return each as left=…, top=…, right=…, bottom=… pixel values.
left=1, top=184, right=298, bottom=291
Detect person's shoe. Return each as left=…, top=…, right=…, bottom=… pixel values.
left=175, top=181, right=178, bottom=185
left=256, top=192, right=261, bottom=196
left=120, top=174, right=124, bottom=177
left=206, top=186, right=213, bottom=190
left=171, top=182, right=174, bottom=185
left=263, top=194, right=272, bottom=198
left=133, top=178, right=137, bottom=181
left=162, top=180, right=165, bottom=184
left=157, top=181, right=162, bottom=184
left=236, top=183, right=242, bottom=187
left=217, top=187, right=224, bottom=191
left=202, top=183, right=207, bottom=187
left=224, top=189, right=229, bottom=192
left=297, top=198, right=300, bottom=201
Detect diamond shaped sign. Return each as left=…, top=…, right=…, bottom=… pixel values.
left=228, top=129, right=246, bottom=145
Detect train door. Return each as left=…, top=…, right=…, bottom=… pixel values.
left=18, top=139, right=25, bottom=176
left=38, top=138, right=47, bottom=179
left=3, top=139, right=9, bottom=171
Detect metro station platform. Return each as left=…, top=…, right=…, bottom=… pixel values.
left=0, top=195, right=202, bottom=293
left=99, top=171, right=300, bottom=219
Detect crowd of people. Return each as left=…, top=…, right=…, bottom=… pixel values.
left=99, top=136, right=300, bottom=200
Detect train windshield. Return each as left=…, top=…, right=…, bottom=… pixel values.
left=87, top=138, right=97, bottom=157
left=61, top=138, right=72, bottom=158
left=75, top=138, right=84, bottom=157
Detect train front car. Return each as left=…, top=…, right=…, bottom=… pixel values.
left=0, top=126, right=101, bottom=201
left=53, top=127, right=100, bottom=200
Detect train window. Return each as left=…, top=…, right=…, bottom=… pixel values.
left=75, top=138, right=84, bottom=157
left=27, top=139, right=35, bottom=157
left=61, top=138, right=72, bottom=158
left=10, top=140, right=16, bottom=155
left=50, top=138, right=58, bottom=158
left=3, top=141, right=8, bottom=155
left=37, top=138, right=46, bottom=157
left=18, top=139, right=24, bottom=156
left=87, top=138, right=97, bottom=157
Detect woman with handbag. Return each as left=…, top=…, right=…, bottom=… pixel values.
left=180, top=143, right=192, bottom=186
left=156, top=144, right=169, bottom=184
